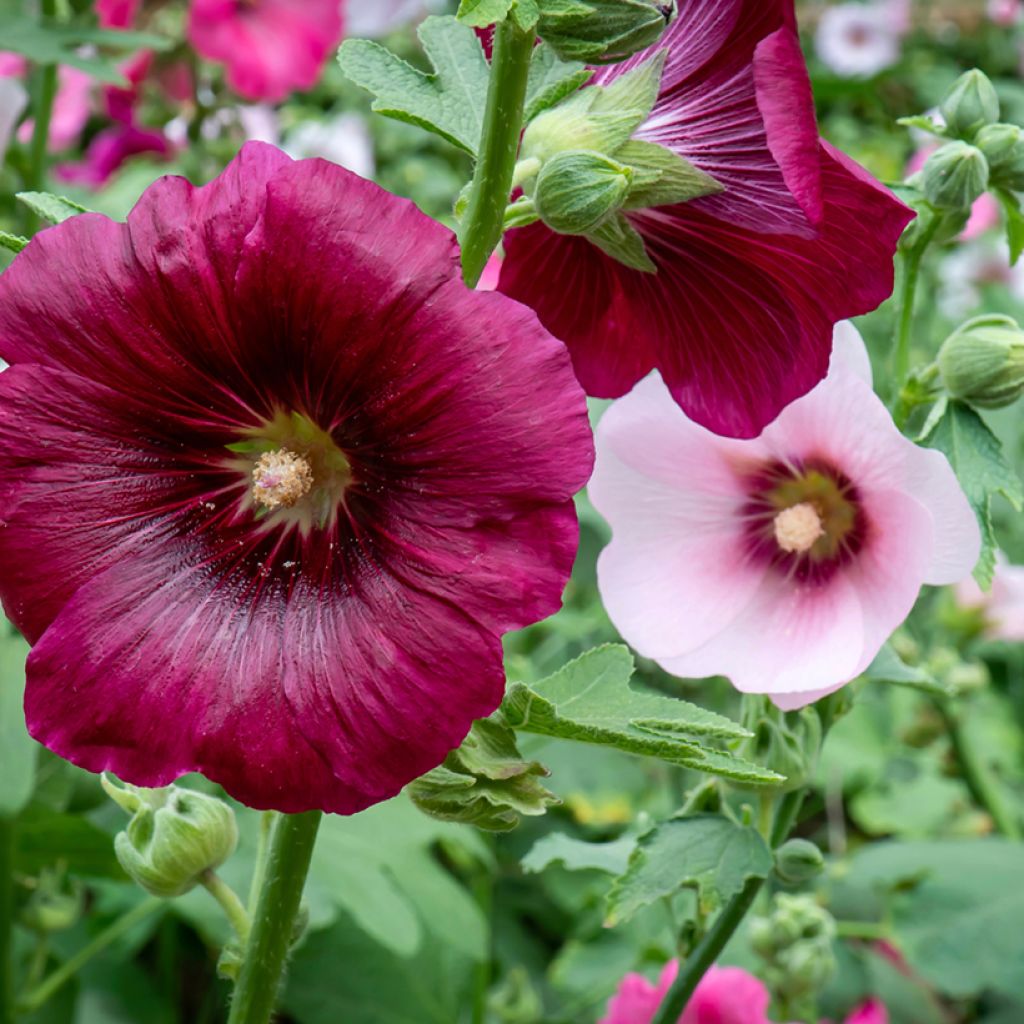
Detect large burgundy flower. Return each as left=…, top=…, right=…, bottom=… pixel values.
left=499, top=0, right=915, bottom=438
left=0, top=143, right=593, bottom=814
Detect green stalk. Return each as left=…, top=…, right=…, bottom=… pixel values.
left=0, top=820, right=14, bottom=1024
left=200, top=872, right=251, bottom=946
left=22, top=0, right=58, bottom=235
left=226, top=811, right=322, bottom=1024
left=459, top=18, right=535, bottom=287
left=892, top=214, right=942, bottom=384
left=17, top=897, right=164, bottom=1015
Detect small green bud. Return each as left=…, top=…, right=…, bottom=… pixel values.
left=104, top=776, right=238, bottom=899
left=20, top=870, right=83, bottom=934
left=940, top=69, right=1000, bottom=139
left=774, top=838, right=826, bottom=885
left=938, top=314, right=1024, bottom=409
left=537, top=0, right=674, bottom=65
left=921, top=141, right=989, bottom=211
left=737, top=699, right=822, bottom=793
left=534, top=149, right=633, bottom=234
left=976, top=122, right=1024, bottom=191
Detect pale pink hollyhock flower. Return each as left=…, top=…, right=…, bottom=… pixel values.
left=187, top=0, right=343, bottom=102
left=815, top=2, right=906, bottom=78
left=590, top=323, right=980, bottom=710
left=345, top=0, right=440, bottom=37
left=989, top=0, right=1022, bottom=26
left=956, top=557, right=1024, bottom=641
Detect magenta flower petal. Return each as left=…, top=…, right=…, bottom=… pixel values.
left=187, top=0, right=343, bottom=102
left=499, top=0, right=913, bottom=438
left=0, top=143, right=592, bottom=814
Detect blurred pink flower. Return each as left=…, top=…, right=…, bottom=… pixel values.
left=55, top=123, right=171, bottom=189
left=815, top=2, right=907, bottom=78
left=956, top=557, right=1024, bottom=640
left=590, top=323, right=980, bottom=710
left=2, top=61, right=92, bottom=150
left=0, top=78, right=28, bottom=161
left=187, top=0, right=343, bottom=101
left=840, top=999, right=889, bottom=1024
left=97, top=0, right=141, bottom=28
left=476, top=251, right=503, bottom=292
left=988, top=0, right=1022, bottom=26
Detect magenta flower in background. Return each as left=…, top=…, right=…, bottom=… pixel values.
left=498, top=0, right=913, bottom=439
left=590, top=323, right=979, bottom=710
left=187, top=0, right=343, bottom=102
left=97, top=0, right=142, bottom=28
left=56, top=123, right=172, bottom=189
left=0, top=142, right=592, bottom=814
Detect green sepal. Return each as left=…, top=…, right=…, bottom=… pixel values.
left=407, top=715, right=558, bottom=832
left=993, top=186, right=1024, bottom=266
left=589, top=47, right=666, bottom=122
left=339, top=17, right=490, bottom=156
left=586, top=213, right=657, bottom=272
left=897, top=114, right=947, bottom=138
left=617, top=139, right=724, bottom=209
left=503, top=196, right=541, bottom=229
left=0, top=231, right=29, bottom=255
left=511, top=0, right=541, bottom=30
left=456, top=0, right=515, bottom=26
left=16, top=191, right=91, bottom=226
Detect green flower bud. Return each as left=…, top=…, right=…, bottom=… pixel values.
left=921, top=141, right=989, bottom=211
left=20, top=870, right=83, bottom=934
left=534, top=149, right=633, bottom=234
left=737, top=699, right=822, bottom=793
left=752, top=894, right=837, bottom=1003
left=537, top=0, right=674, bottom=65
left=104, top=776, right=238, bottom=899
left=938, top=314, right=1024, bottom=409
left=940, top=69, right=1000, bottom=139
left=774, top=838, right=826, bottom=885
left=976, top=122, right=1024, bottom=191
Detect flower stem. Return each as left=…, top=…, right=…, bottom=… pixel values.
left=200, top=871, right=251, bottom=946
left=938, top=700, right=1022, bottom=839
left=16, top=897, right=164, bottom=1015
left=226, top=811, right=322, bottom=1024
left=458, top=18, right=535, bottom=287
left=892, top=213, right=941, bottom=384
left=0, top=820, right=14, bottom=1024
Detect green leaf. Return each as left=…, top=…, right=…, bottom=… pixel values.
left=408, top=715, right=558, bottom=831
left=897, top=114, right=947, bottom=137
left=605, top=814, right=773, bottom=926
left=863, top=643, right=953, bottom=697
left=618, top=139, right=723, bottom=210
left=456, top=0, right=514, bottom=26
left=521, top=832, right=635, bottom=875
left=524, top=43, right=591, bottom=122
left=586, top=212, right=656, bottom=272
left=921, top=398, right=1023, bottom=586
left=16, top=191, right=91, bottom=226
left=502, top=646, right=782, bottom=784
left=511, top=0, right=541, bottom=31
left=0, top=231, right=29, bottom=255
left=15, top=808, right=126, bottom=879
left=0, top=626, right=35, bottom=819
left=339, top=17, right=490, bottom=156
left=994, top=186, right=1024, bottom=266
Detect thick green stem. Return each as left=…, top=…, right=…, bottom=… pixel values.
left=458, top=18, right=535, bottom=287
left=939, top=701, right=1022, bottom=839
left=226, top=811, right=322, bottom=1024
left=16, top=897, right=164, bottom=1015
left=0, top=820, right=14, bottom=1024
left=893, top=214, right=942, bottom=384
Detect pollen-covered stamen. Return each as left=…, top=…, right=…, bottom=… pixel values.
left=251, top=449, right=314, bottom=511
left=773, top=501, right=826, bottom=554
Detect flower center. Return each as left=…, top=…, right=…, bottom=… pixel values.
left=251, top=450, right=314, bottom=511
left=773, top=501, right=825, bottom=554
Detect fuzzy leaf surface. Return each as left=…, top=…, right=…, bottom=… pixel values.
left=524, top=43, right=590, bottom=121
left=16, top=191, right=90, bottom=226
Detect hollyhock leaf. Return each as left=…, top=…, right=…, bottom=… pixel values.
left=0, top=625, right=35, bottom=819
left=605, top=814, right=773, bottom=925
left=922, top=400, right=1023, bottom=587
left=617, top=139, right=723, bottom=210
left=0, top=231, right=28, bottom=256
left=864, top=643, right=953, bottom=697
left=339, top=17, right=490, bottom=155
left=15, top=191, right=90, bottom=226
left=522, top=832, right=635, bottom=874
left=897, top=115, right=947, bottom=139
left=456, top=0, right=515, bottom=26
left=524, top=44, right=591, bottom=122
left=512, top=0, right=541, bottom=31
left=585, top=212, right=656, bottom=272
left=15, top=807, right=126, bottom=879
left=993, top=187, right=1024, bottom=266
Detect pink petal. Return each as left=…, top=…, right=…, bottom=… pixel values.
left=845, top=998, right=889, bottom=1024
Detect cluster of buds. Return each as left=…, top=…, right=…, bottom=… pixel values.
left=736, top=698, right=823, bottom=793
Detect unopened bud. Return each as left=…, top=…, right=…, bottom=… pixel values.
left=20, top=871, right=83, bottom=933
left=938, top=314, right=1024, bottom=408
left=104, top=776, right=238, bottom=899
left=921, top=141, right=989, bottom=211
left=940, top=69, right=1000, bottom=139
left=775, top=838, right=826, bottom=885
left=537, top=0, right=674, bottom=64
left=534, top=149, right=633, bottom=234
left=976, top=122, right=1024, bottom=191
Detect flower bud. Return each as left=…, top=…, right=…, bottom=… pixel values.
left=774, top=838, right=826, bottom=885
left=938, top=314, right=1024, bottom=408
left=752, top=894, right=837, bottom=1004
left=534, top=149, right=633, bottom=235
left=921, top=141, right=989, bottom=211
left=940, top=69, right=1000, bottom=139
left=104, top=776, right=238, bottom=899
left=537, top=0, right=674, bottom=65
left=975, top=123, right=1024, bottom=191
left=20, top=870, right=83, bottom=934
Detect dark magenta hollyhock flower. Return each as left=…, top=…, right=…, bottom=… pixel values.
left=0, top=143, right=593, bottom=814
left=498, top=0, right=915, bottom=438
left=187, top=0, right=343, bottom=102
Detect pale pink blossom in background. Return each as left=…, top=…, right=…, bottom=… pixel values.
left=815, top=1, right=908, bottom=78
left=187, top=0, right=343, bottom=102
left=590, top=323, right=980, bottom=710
left=1, top=61, right=93, bottom=150
left=956, top=557, right=1024, bottom=640
left=988, top=0, right=1022, bottom=26
left=285, top=112, right=374, bottom=178
left=938, top=238, right=1024, bottom=318
left=0, top=77, right=27, bottom=161
left=345, top=0, right=444, bottom=37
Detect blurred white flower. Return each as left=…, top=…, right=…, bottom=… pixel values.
left=938, top=238, right=1024, bottom=319
left=345, top=0, right=445, bottom=38
left=285, top=112, right=375, bottom=179
left=815, top=1, right=907, bottom=78
left=164, top=105, right=280, bottom=147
